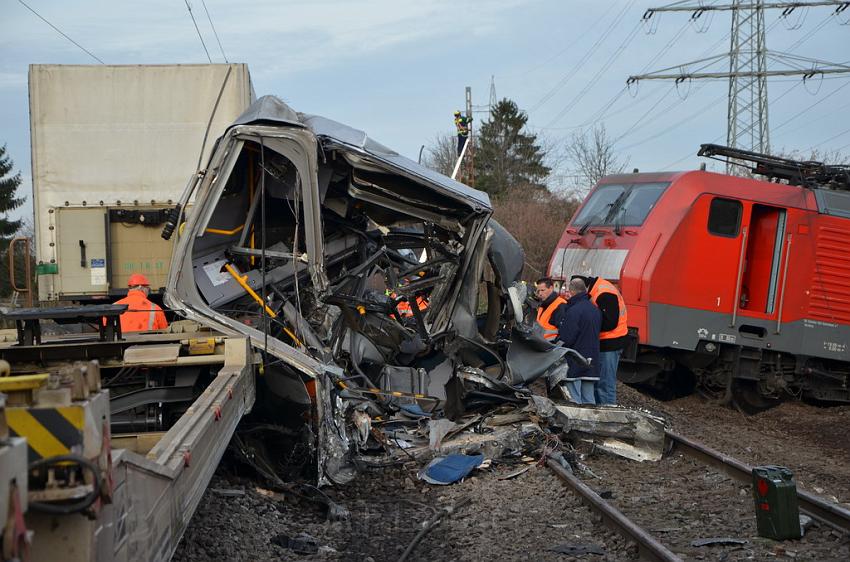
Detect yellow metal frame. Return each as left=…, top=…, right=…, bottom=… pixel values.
left=223, top=263, right=304, bottom=347
left=0, top=373, right=49, bottom=392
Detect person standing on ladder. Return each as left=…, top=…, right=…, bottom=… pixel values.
left=115, top=273, right=169, bottom=333
left=454, top=110, right=472, bottom=157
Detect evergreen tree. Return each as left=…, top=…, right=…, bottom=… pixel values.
left=0, top=144, right=24, bottom=238
left=474, top=99, right=550, bottom=199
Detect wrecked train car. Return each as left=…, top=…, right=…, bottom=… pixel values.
left=165, top=96, right=573, bottom=484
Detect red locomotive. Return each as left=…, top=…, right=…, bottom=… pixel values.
left=548, top=145, right=850, bottom=411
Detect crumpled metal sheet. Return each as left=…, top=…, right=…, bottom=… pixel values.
left=487, top=220, right=524, bottom=292
left=553, top=405, right=667, bottom=462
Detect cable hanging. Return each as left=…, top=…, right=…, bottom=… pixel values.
left=17, top=0, right=104, bottom=64
left=183, top=0, right=213, bottom=63
left=200, top=0, right=228, bottom=63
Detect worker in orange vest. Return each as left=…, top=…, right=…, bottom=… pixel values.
left=571, top=275, right=628, bottom=405
left=395, top=295, right=429, bottom=318
left=534, top=277, right=567, bottom=341
left=115, top=273, right=168, bottom=333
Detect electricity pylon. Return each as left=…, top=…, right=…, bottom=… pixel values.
left=628, top=1, right=850, bottom=172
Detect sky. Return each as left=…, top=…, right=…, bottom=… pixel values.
left=2, top=0, right=849, bottom=224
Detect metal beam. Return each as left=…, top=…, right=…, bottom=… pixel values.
left=645, top=1, right=847, bottom=15
left=629, top=67, right=850, bottom=80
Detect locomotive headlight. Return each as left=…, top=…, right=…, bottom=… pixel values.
left=704, top=342, right=717, bottom=353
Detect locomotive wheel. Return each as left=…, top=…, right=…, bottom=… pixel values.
left=730, top=379, right=781, bottom=414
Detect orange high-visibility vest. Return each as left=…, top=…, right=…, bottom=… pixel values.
left=395, top=295, right=429, bottom=318
left=589, top=279, right=628, bottom=340
left=536, top=296, right=567, bottom=340
left=114, top=290, right=169, bottom=333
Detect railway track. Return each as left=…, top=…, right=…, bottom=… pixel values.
left=667, top=430, right=850, bottom=535
left=546, top=458, right=682, bottom=562
left=547, top=431, right=850, bottom=561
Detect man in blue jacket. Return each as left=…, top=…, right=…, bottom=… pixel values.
left=557, top=277, right=602, bottom=405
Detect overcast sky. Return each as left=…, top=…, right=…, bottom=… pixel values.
left=2, top=0, right=849, bottom=223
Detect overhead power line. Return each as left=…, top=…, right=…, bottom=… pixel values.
left=183, top=0, right=213, bottom=63
left=530, top=0, right=637, bottom=113
left=631, top=0, right=850, bottom=172
left=17, top=0, right=104, bottom=64
left=545, top=21, right=643, bottom=128
left=200, top=0, right=228, bottom=63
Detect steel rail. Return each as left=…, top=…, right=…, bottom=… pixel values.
left=668, top=430, right=850, bottom=534
left=546, top=459, right=683, bottom=562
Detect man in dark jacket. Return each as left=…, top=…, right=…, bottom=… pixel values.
left=557, top=277, right=602, bottom=404
left=571, top=275, right=629, bottom=405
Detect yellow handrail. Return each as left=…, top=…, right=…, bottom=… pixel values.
left=223, top=263, right=303, bottom=348
left=205, top=224, right=244, bottom=236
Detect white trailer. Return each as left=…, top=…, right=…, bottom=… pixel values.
left=29, top=64, right=254, bottom=301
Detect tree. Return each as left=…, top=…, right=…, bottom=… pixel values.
left=0, top=145, right=26, bottom=299
left=474, top=99, right=550, bottom=199
left=0, top=145, right=24, bottom=239
left=423, top=133, right=457, bottom=177
left=565, top=125, right=626, bottom=194
left=492, top=189, right=579, bottom=279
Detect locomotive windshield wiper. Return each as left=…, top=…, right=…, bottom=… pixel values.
left=605, top=188, right=631, bottom=235
left=577, top=219, right=593, bottom=235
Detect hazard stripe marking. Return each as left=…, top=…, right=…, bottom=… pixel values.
left=7, top=410, right=71, bottom=462
left=29, top=408, right=83, bottom=451
left=56, top=406, right=85, bottom=430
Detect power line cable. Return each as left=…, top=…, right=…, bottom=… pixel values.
left=183, top=0, right=213, bottom=63
left=774, top=96, right=850, bottom=140
left=618, top=90, right=727, bottom=151
left=517, top=2, right=620, bottom=80
left=612, top=83, right=685, bottom=145
left=785, top=12, right=832, bottom=51
left=17, top=0, right=104, bottom=64
left=773, top=79, right=850, bottom=132
left=661, top=80, right=804, bottom=169
left=200, top=0, right=228, bottom=63
left=613, top=13, right=806, bottom=158
left=811, top=126, right=850, bottom=149
left=530, top=0, right=637, bottom=113
left=545, top=20, right=643, bottom=127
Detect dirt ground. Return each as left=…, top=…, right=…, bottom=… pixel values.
left=617, top=384, right=850, bottom=504
left=174, top=384, right=850, bottom=561
left=174, top=465, right=635, bottom=562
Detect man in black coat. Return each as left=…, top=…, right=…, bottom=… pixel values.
left=557, top=277, right=602, bottom=404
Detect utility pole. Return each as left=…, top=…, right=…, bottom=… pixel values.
left=489, top=75, right=497, bottom=118
left=464, top=86, right=475, bottom=186
left=628, top=1, right=850, bottom=172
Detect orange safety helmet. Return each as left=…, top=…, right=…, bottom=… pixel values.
left=127, top=273, right=150, bottom=287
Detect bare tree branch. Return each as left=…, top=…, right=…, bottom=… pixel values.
left=565, top=125, right=627, bottom=194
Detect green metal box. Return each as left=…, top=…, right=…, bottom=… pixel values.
left=752, top=465, right=801, bottom=540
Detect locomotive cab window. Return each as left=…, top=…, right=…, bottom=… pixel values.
left=708, top=198, right=742, bottom=237
left=814, top=189, right=850, bottom=219
left=571, top=182, right=669, bottom=228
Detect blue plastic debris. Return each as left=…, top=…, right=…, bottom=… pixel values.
left=420, top=454, right=485, bottom=485
left=399, top=403, right=432, bottom=418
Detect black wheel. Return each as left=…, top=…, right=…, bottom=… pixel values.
left=731, top=379, right=782, bottom=414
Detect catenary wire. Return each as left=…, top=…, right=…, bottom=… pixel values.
left=183, top=0, right=213, bottom=63
left=17, top=0, right=104, bottom=63
left=516, top=2, right=620, bottom=80
left=529, top=0, right=637, bottom=113
left=660, top=80, right=804, bottom=169
left=200, top=0, right=228, bottom=63
left=545, top=20, right=643, bottom=127
left=773, top=79, right=850, bottom=132
left=535, top=12, right=732, bottom=132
